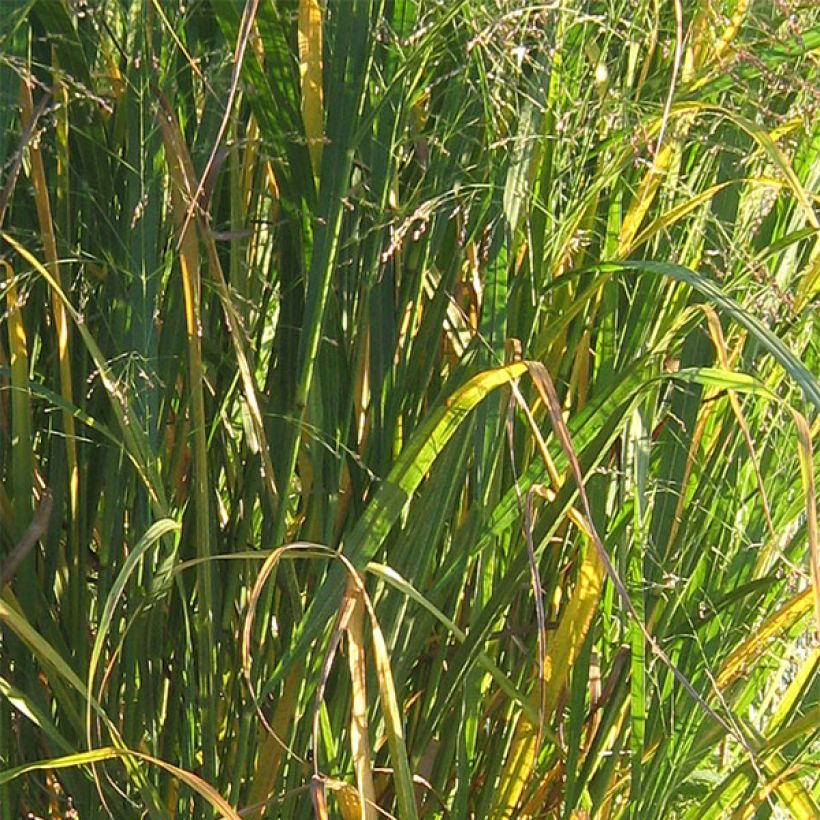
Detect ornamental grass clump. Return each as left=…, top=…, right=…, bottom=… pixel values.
left=0, top=1, right=818, bottom=817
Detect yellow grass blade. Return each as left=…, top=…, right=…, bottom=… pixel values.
left=792, top=410, right=819, bottom=635
left=765, top=648, right=820, bottom=738
left=731, top=764, right=805, bottom=820
left=668, top=102, right=819, bottom=231
left=156, top=92, right=217, bottom=772
left=794, top=251, right=820, bottom=312
left=525, top=360, right=749, bottom=747
left=493, top=543, right=605, bottom=817
left=630, top=181, right=732, bottom=251
left=618, top=143, right=676, bottom=257
left=155, top=90, right=280, bottom=510
left=717, top=588, right=813, bottom=690
left=1, top=260, right=33, bottom=537
left=729, top=711, right=820, bottom=819
left=345, top=584, right=377, bottom=819
left=299, top=0, right=324, bottom=178
left=335, top=781, right=369, bottom=820
left=20, top=76, right=79, bottom=537
left=713, top=0, right=749, bottom=60
left=359, top=577, right=418, bottom=820
left=701, top=306, right=774, bottom=539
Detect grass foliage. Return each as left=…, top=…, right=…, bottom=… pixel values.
left=1, top=0, right=819, bottom=816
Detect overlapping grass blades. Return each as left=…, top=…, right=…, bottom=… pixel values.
left=0, top=0, right=818, bottom=817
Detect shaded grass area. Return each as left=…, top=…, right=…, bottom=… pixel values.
left=0, top=0, right=818, bottom=816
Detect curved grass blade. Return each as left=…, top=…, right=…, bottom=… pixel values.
left=366, top=562, right=539, bottom=726
left=671, top=366, right=819, bottom=635
left=265, top=362, right=529, bottom=690
left=0, top=231, right=168, bottom=512
left=596, top=260, right=820, bottom=411
left=85, top=518, right=181, bottom=749
left=0, top=675, right=74, bottom=757
left=0, top=747, right=240, bottom=819
left=525, top=361, right=756, bottom=752
left=0, top=598, right=164, bottom=814
left=243, top=545, right=417, bottom=818
left=0, top=366, right=120, bottom=446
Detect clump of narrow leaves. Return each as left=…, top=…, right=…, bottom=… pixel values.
left=0, top=1, right=818, bottom=817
